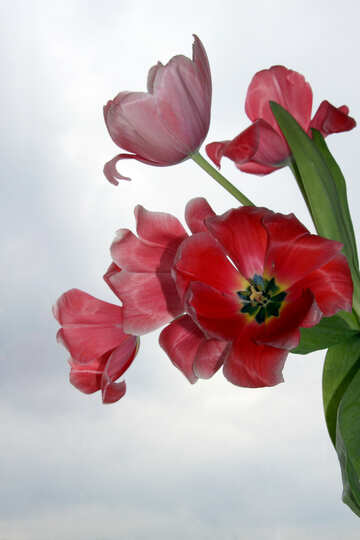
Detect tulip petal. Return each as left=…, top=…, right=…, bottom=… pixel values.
left=174, top=231, right=245, bottom=300
left=101, top=380, right=127, bottom=404
left=53, top=289, right=126, bottom=364
left=107, top=270, right=182, bottom=334
left=290, top=253, right=353, bottom=317
left=186, top=282, right=247, bottom=340
left=159, top=315, right=200, bottom=383
left=110, top=229, right=180, bottom=273
left=194, top=338, right=230, bottom=379
left=245, top=65, right=313, bottom=135
left=310, top=100, right=356, bottom=136
left=103, top=153, right=163, bottom=185
left=205, top=207, right=271, bottom=279
left=206, top=141, right=227, bottom=168
left=135, top=205, right=187, bottom=246
left=263, top=213, right=343, bottom=287
left=185, top=197, right=216, bottom=233
left=255, top=288, right=320, bottom=350
left=223, top=337, right=287, bottom=388
left=69, top=355, right=106, bottom=394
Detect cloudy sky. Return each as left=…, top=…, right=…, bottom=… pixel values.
left=2, top=1, right=360, bottom=538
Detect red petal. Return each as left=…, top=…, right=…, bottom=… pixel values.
left=223, top=337, right=287, bottom=388
left=205, top=207, right=271, bottom=279
left=53, top=289, right=123, bottom=326
left=263, top=213, right=343, bottom=288
left=255, top=288, right=321, bottom=350
left=223, top=120, right=289, bottom=167
left=290, top=253, right=353, bottom=317
left=101, top=380, right=127, bottom=404
left=206, top=141, right=228, bottom=168
left=310, top=100, right=356, bottom=137
left=186, top=282, right=247, bottom=340
left=237, top=161, right=279, bottom=175
left=245, top=65, right=313, bottom=135
left=159, top=315, right=200, bottom=383
left=174, top=231, right=245, bottom=300
left=193, top=339, right=230, bottom=379
left=185, top=197, right=216, bottom=233
left=107, top=270, right=182, bottom=334
left=103, top=263, right=122, bottom=298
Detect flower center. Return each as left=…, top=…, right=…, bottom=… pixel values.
left=237, top=274, right=287, bottom=324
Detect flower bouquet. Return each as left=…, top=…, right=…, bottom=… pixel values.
left=53, top=36, right=360, bottom=516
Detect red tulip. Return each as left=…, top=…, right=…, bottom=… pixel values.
left=206, top=66, right=356, bottom=175
left=103, top=35, right=212, bottom=184
left=170, top=206, right=353, bottom=387
left=53, top=289, right=139, bottom=403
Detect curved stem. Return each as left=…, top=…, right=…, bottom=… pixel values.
left=191, top=151, right=254, bottom=206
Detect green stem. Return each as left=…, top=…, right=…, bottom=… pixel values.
left=191, top=151, right=254, bottom=206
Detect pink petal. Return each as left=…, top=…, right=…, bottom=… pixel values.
left=173, top=231, right=245, bottom=300
left=101, top=380, right=127, bottom=404
left=107, top=270, right=182, bottom=334
left=53, top=289, right=126, bottom=364
left=223, top=337, right=287, bottom=388
left=159, top=315, right=200, bottom=384
left=206, top=141, right=227, bottom=168
left=310, top=100, right=356, bottom=136
left=103, top=263, right=122, bottom=298
left=69, top=355, right=107, bottom=394
left=135, top=205, right=187, bottom=247
left=205, top=207, right=271, bottom=279
left=150, top=37, right=211, bottom=154
left=185, top=197, right=216, bottom=233
left=236, top=161, right=279, bottom=175
left=103, top=153, right=162, bottom=185
left=245, top=65, right=313, bottom=135
left=110, top=229, right=180, bottom=273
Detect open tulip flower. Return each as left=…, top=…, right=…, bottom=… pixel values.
left=206, top=65, right=356, bottom=175
left=53, top=289, right=139, bottom=403
left=103, top=35, right=211, bottom=184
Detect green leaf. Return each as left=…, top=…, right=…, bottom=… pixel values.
left=311, top=129, right=359, bottom=270
left=322, top=336, right=360, bottom=447
left=337, top=364, right=360, bottom=515
left=292, top=314, right=358, bottom=355
left=270, top=103, right=360, bottom=321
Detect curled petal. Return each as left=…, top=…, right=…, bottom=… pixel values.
left=103, top=153, right=162, bottom=185
left=310, top=100, right=356, bottom=136
left=223, top=337, right=287, bottom=388
left=185, top=197, right=215, bottom=234
left=193, top=338, right=230, bottom=379
left=101, top=380, right=127, bottom=404
left=206, top=141, right=228, bottom=168
left=70, top=355, right=106, bottom=394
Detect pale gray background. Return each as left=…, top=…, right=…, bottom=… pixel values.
left=2, top=1, right=360, bottom=538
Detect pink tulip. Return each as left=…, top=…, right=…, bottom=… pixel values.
left=103, top=35, right=212, bottom=184
left=206, top=65, right=356, bottom=175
